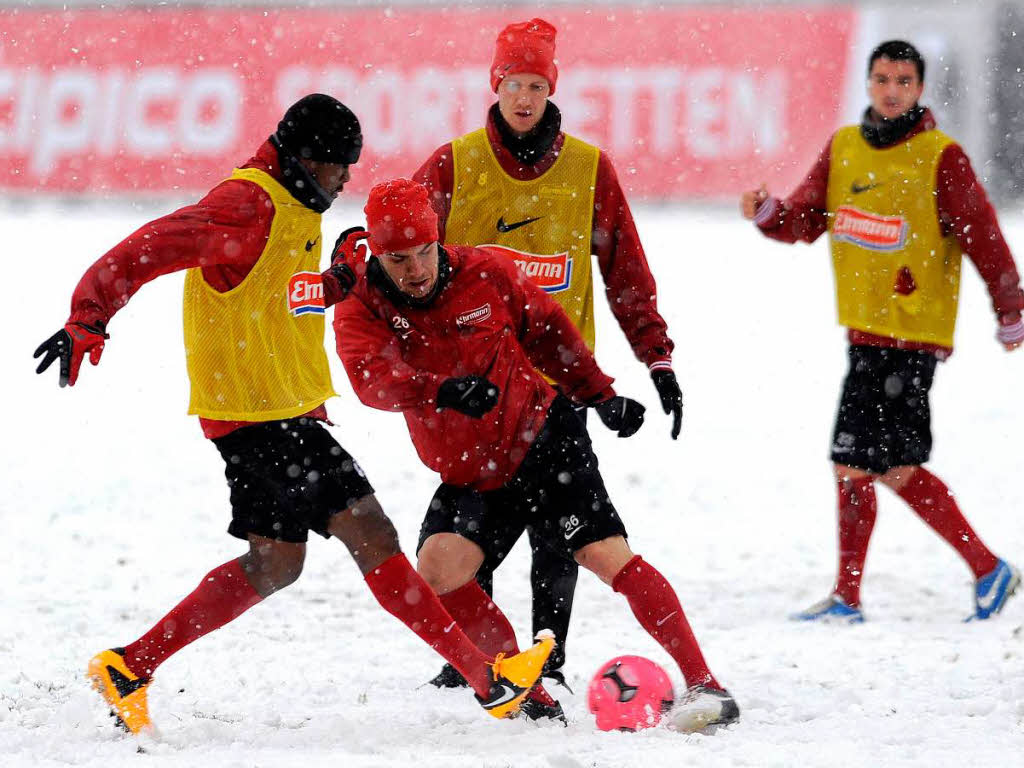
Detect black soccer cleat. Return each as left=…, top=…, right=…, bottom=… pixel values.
left=518, top=684, right=567, bottom=725
left=427, top=663, right=469, bottom=689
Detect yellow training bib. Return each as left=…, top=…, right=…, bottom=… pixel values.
left=446, top=129, right=600, bottom=349
left=183, top=168, right=336, bottom=420
left=826, top=125, right=962, bottom=346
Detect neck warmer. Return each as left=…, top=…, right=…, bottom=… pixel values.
left=269, top=133, right=335, bottom=213
left=490, top=101, right=562, bottom=165
left=859, top=105, right=926, bottom=149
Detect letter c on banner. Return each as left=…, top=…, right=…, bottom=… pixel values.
left=180, top=70, right=239, bottom=153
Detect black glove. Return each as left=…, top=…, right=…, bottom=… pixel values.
left=593, top=396, right=646, bottom=438
left=437, top=376, right=500, bottom=418
left=33, top=321, right=109, bottom=388
left=651, top=369, right=683, bottom=440
left=328, top=226, right=370, bottom=297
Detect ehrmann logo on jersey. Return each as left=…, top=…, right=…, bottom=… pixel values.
left=832, top=206, right=907, bottom=252
left=287, top=272, right=325, bottom=316
left=456, top=304, right=492, bottom=327
left=481, top=244, right=572, bottom=293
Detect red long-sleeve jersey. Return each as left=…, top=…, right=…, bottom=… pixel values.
left=66, top=140, right=327, bottom=438
left=335, top=245, right=615, bottom=490
left=754, top=109, right=1024, bottom=355
left=413, top=109, right=674, bottom=371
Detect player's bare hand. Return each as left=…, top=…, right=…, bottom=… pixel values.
left=740, top=185, right=768, bottom=220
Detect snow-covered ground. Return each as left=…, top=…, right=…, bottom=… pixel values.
left=2, top=201, right=1022, bottom=767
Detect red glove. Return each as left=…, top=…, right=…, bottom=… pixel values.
left=34, top=321, right=109, bottom=387
left=322, top=226, right=369, bottom=306
left=997, top=312, right=1024, bottom=350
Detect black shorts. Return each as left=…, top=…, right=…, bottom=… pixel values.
left=830, top=345, right=938, bottom=473
left=212, top=417, right=375, bottom=543
left=417, top=396, right=627, bottom=562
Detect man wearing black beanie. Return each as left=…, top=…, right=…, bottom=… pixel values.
left=35, top=93, right=553, bottom=736
left=272, top=93, right=363, bottom=212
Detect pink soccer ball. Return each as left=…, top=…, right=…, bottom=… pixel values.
left=587, top=655, right=675, bottom=732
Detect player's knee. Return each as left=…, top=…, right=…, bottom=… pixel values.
left=834, top=463, right=873, bottom=483
left=417, top=534, right=483, bottom=595
left=574, top=536, right=633, bottom=585
left=879, top=464, right=918, bottom=491
left=330, top=495, right=402, bottom=574
left=416, top=556, right=447, bottom=592
left=270, top=557, right=304, bottom=590
left=242, top=540, right=306, bottom=596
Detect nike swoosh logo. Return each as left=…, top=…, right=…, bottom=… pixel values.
left=496, top=216, right=542, bottom=233
left=443, top=621, right=457, bottom=634
left=564, top=524, right=587, bottom=541
left=486, top=684, right=520, bottom=708
left=850, top=182, right=883, bottom=194
left=305, top=237, right=319, bottom=252
left=655, top=610, right=678, bottom=627
left=977, top=570, right=1008, bottom=611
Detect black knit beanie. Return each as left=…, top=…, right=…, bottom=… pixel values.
left=275, top=93, right=362, bottom=165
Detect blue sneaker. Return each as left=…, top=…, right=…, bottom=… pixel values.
left=966, top=559, right=1020, bottom=621
left=790, top=594, right=864, bottom=624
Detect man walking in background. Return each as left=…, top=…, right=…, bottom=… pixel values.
left=741, top=41, right=1023, bottom=623
left=34, top=94, right=551, bottom=735
left=413, top=18, right=683, bottom=701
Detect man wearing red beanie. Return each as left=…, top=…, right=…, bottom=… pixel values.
left=35, top=96, right=552, bottom=733
left=333, top=178, right=739, bottom=733
left=413, top=16, right=681, bottom=705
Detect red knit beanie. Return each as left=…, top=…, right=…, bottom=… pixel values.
left=364, top=179, right=439, bottom=255
left=490, top=18, right=558, bottom=95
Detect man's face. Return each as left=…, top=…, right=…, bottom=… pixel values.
left=497, top=73, right=550, bottom=135
left=306, top=160, right=351, bottom=199
left=868, top=57, right=923, bottom=120
left=378, top=241, right=440, bottom=299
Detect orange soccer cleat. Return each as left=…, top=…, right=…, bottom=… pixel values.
left=86, top=648, right=154, bottom=735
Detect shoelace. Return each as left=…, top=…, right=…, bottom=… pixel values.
left=491, top=652, right=506, bottom=676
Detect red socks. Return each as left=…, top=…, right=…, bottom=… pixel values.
left=122, top=558, right=263, bottom=678
left=439, top=579, right=520, bottom=658
left=122, top=554, right=498, bottom=700
left=897, top=468, right=998, bottom=578
left=612, top=555, right=720, bottom=690
left=364, top=554, right=493, bottom=698
left=834, top=476, right=878, bottom=607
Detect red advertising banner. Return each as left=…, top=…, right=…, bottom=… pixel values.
left=0, top=6, right=854, bottom=199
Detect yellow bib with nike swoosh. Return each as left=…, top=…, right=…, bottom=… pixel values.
left=446, top=128, right=600, bottom=350
left=826, top=125, right=962, bottom=346
left=183, top=167, right=336, bottom=420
